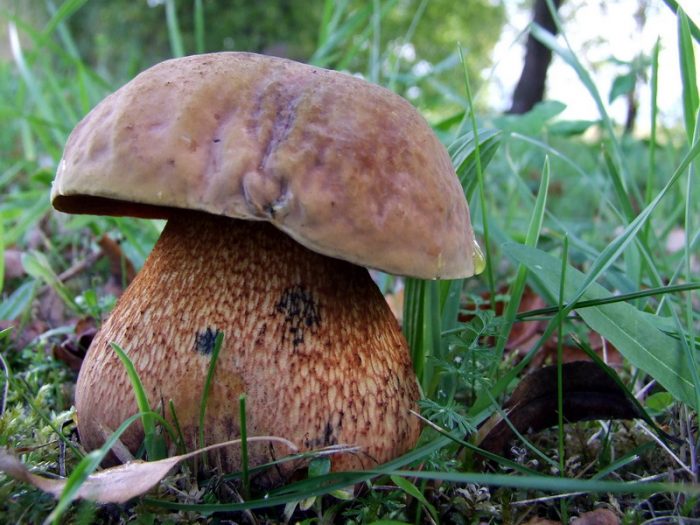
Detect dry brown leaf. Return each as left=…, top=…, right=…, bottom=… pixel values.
left=0, top=436, right=298, bottom=504
left=522, top=519, right=561, bottom=525
left=97, top=234, right=136, bottom=286
left=3, top=248, right=25, bottom=280
left=52, top=318, right=96, bottom=372
left=572, top=509, right=619, bottom=525
left=477, top=362, right=642, bottom=458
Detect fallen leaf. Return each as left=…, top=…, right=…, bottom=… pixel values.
left=0, top=436, right=298, bottom=504
left=522, top=518, right=561, bottom=525
left=52, top=318, right=96, bottom=372
left=3, top=248, right=25, bottom=280
left=477, top=361, right=643, bottom=458
left=572, top=509, right=619, bottom=525
left=97, top=234, right=136, bottom=286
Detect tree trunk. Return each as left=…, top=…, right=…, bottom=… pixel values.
left=508, top=0, right=563, bottom=114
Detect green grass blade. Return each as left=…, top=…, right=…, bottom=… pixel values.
left=194, top=0, right=204, bottom=53
left=389, top=475, right=438, bottom=524
left=387, top=0, right=428, bottom=91
left=7, top=21, right=64, bottom=148
left=459, top=46, right=495, bottom=298
left=165, top=0, right=185, bottom=57
left=239, top=394, right=250, bottom=499
left=317, top=0, right=337, bottom=50
left=491, top=156, right=550, bottom=371
left=678, top=9, right=699, bottom=143
left=645, top=38, right=661, bottom=245
left=310, top=2, right=372, bottom=67
left=369, top=0, right=381, bottom=84
left=21, top=251, right=79, bottom=312
left=389, top=470, right=700, bottom=496
left=679, top=112, right=700, bottom=413
left=556, top=235, right=568, bottom=483
left=663, top=0, right=700, bottom=42
left=42, top=0, right=89, bottom=40
left=0, top=217, right=4, bottom=294
left=198, top=331, right=223, bottom=463
left=448, top=128, right=502, bottom=200
left=516, top=282, right=700, bottom=321
left=0, top=281, right=37, bottom=321
left=111, top=343, right=167, bottom=460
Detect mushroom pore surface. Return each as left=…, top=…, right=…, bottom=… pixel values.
left=76, top=211, right=421, bottom=477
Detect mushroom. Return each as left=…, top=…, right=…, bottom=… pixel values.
left=51, top=53, right=481, bottom=478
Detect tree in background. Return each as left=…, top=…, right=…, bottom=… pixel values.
left=508, top=0, right=563, bottom=114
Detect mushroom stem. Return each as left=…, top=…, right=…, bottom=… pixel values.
left=76, top=211, right=421, bottom=476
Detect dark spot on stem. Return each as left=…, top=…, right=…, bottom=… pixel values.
left=323, top=421, right=336, bottom=446
left=275, top=285, right=320, bottom=346
left=194, top=327, right=221, bottom=356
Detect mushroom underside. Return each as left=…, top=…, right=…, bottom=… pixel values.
left=76, top=211, right=421, bottom=480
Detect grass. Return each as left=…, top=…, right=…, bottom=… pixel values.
left=1, top=1, right=699, bottom=523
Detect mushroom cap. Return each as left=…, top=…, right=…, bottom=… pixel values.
left=52, top=52, right=478, bottom=279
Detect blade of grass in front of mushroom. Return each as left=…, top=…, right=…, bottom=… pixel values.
left=168, top=400, right=187, bottom=457
left=197, top=331, right=224, bottom=470
left=111, top=343, right=167, bottom=461
left=239, top=394, right=250, bottom=499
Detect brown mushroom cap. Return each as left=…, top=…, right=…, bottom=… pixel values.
left=51, top=52, right=479, bottom=279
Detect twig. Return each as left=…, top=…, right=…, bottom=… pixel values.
left=512, top=491, right=587, bottom=506
left=37, top=250, right=104, bottom=297
left=635, top=421, right=693, bottom=477
left=0, top=352, right=9, bottom=416
left=56, top=250, right=104, bottom=284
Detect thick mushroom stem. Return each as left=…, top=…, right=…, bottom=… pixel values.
left=76, top=211, right=421, bottom=476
